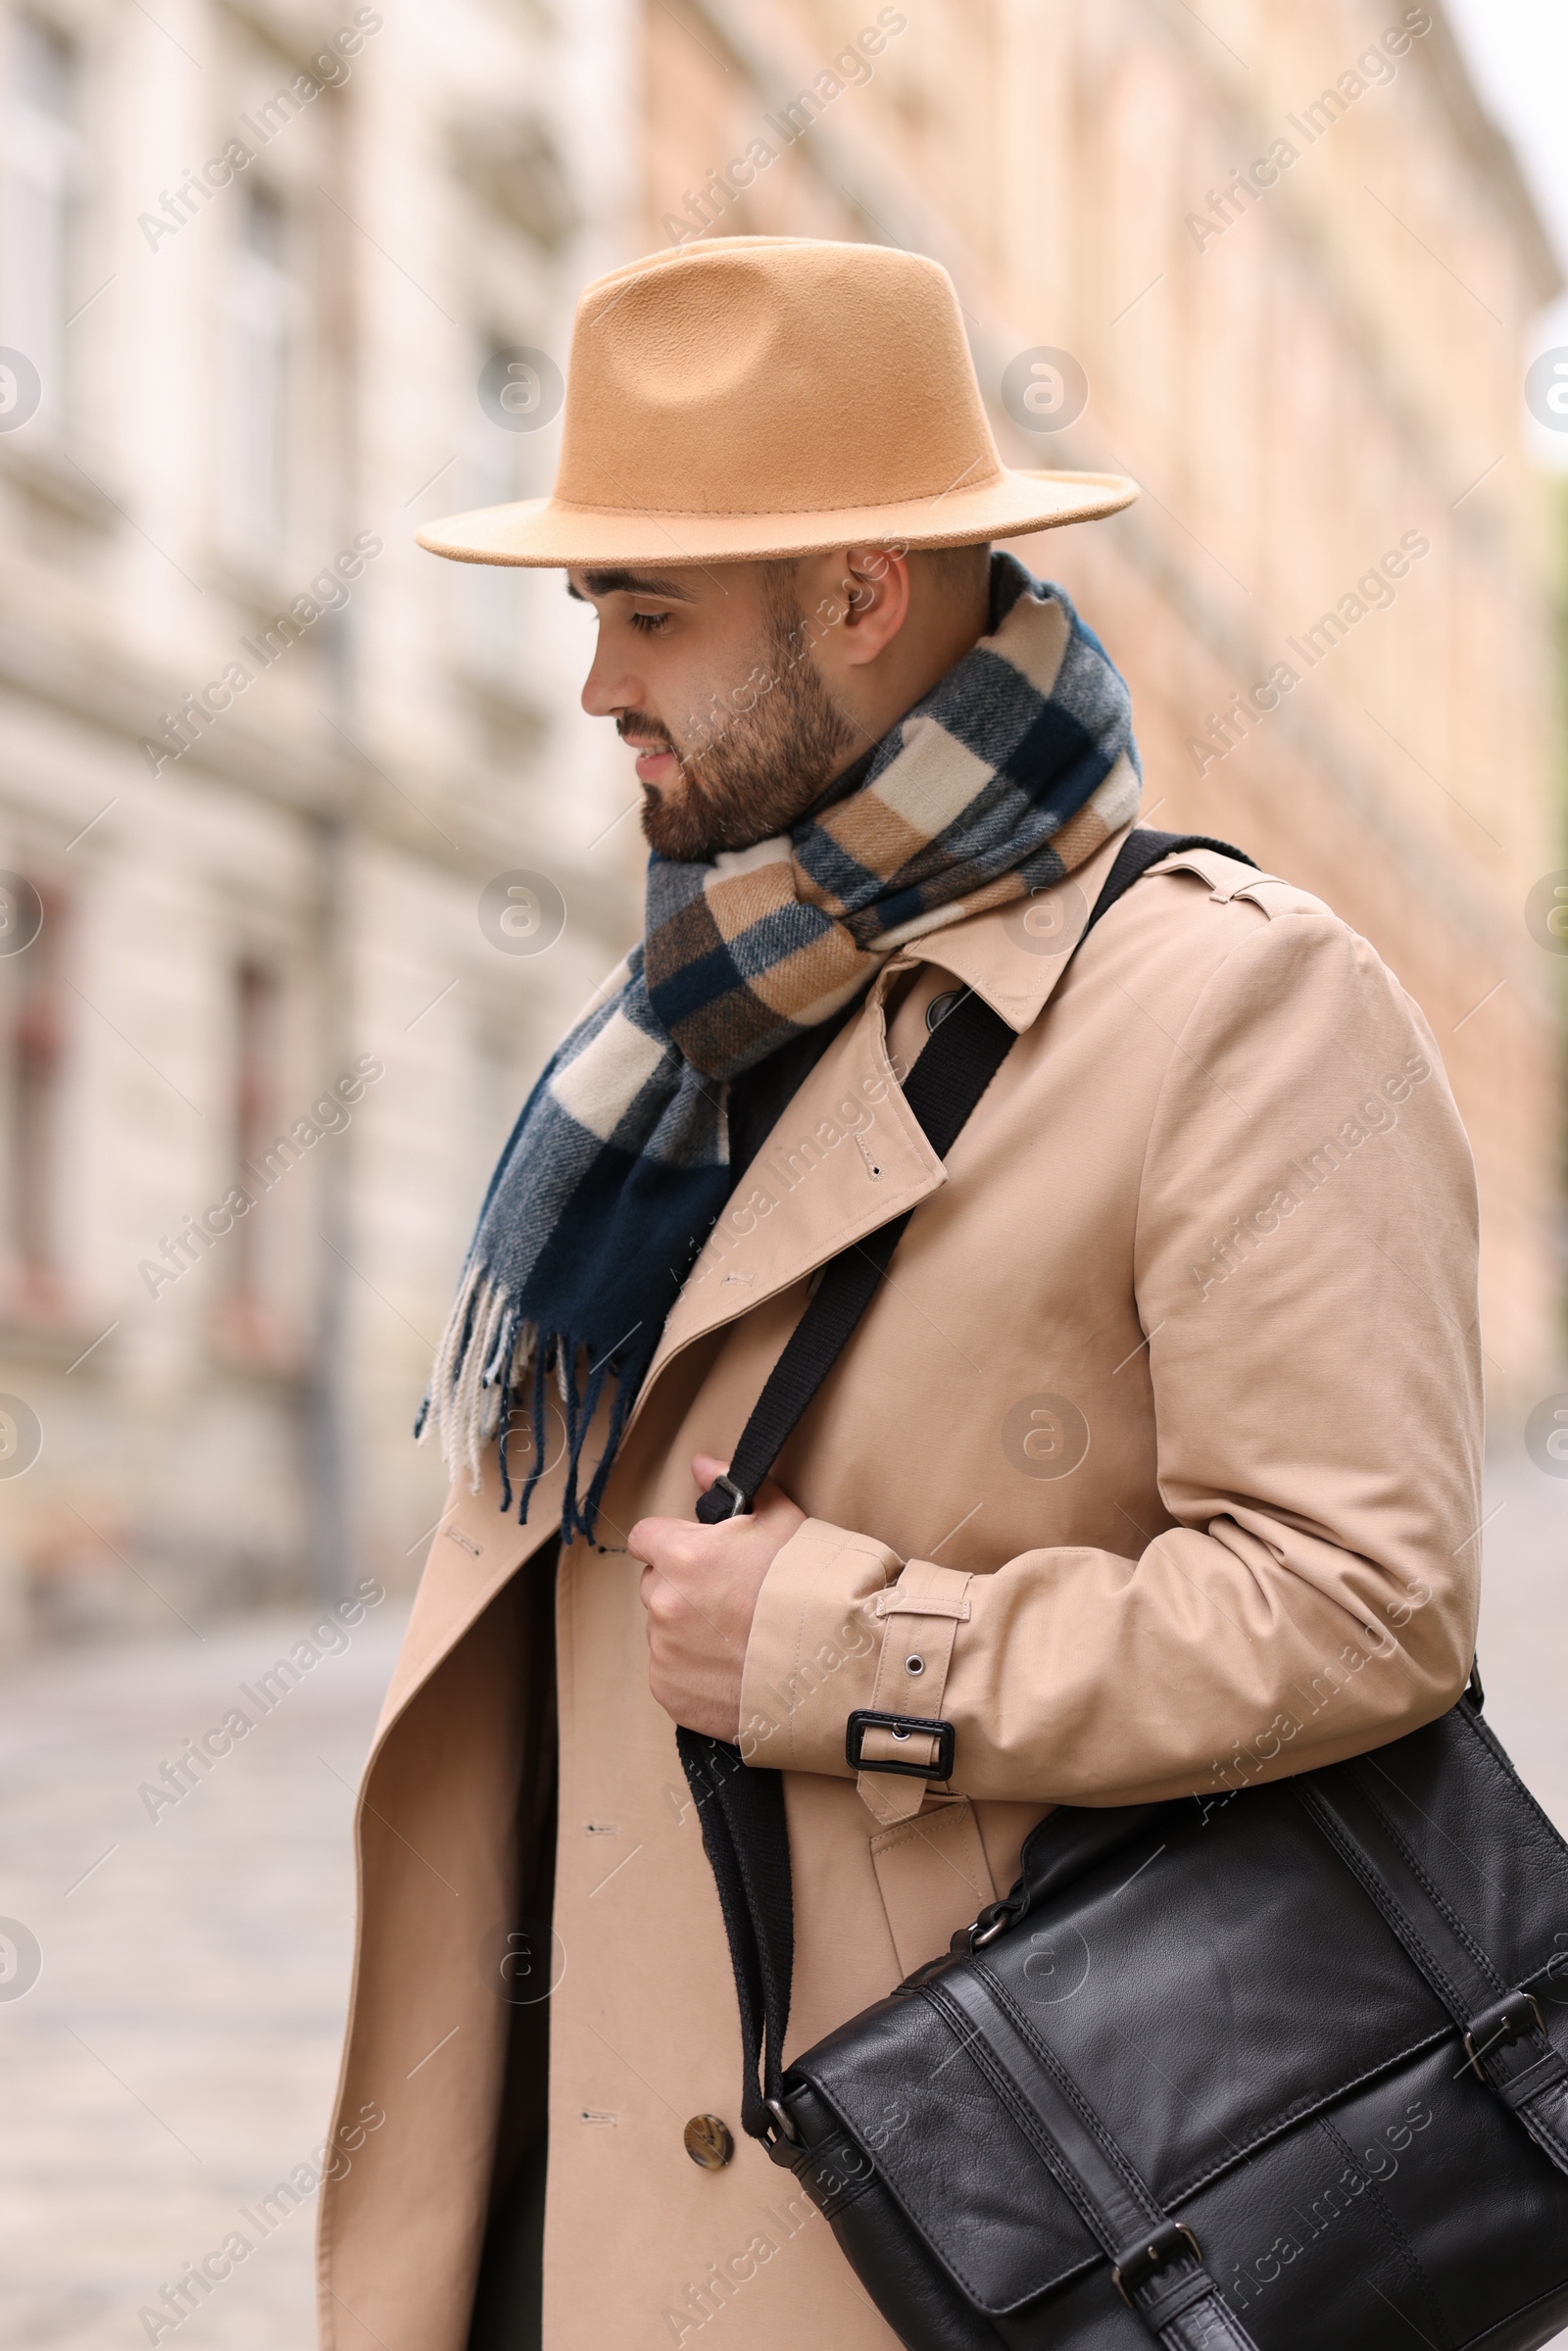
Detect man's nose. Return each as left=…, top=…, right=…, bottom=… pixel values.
left=580, top=635, right=643, bottom=719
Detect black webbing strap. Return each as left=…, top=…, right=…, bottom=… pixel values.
left=694, top=982, right=1015, bottom=1525
left=693, top=830, right=1257, bottom=1528
left=1298, top=1758, right=1568, bottom=2177
left=673, top=1726, right=797, bottom=2144
left=676, top=828, right=1259, bottom=2205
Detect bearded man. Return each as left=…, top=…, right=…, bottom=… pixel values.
left=317, top=238, right=1481, bottom=2351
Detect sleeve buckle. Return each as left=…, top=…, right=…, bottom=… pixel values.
left=846, top=1708, right=956, bottom=1781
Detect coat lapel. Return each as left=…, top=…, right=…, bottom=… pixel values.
left=623, top=828, right=1129, bottom=1433
left=373, top=1447, right=564, bottom=1741
left=380, top=835, right=1133, bottom=1730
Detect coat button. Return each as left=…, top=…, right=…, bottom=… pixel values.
left=925, top=988, right=963, bottom=1032
left=683, top=2114, right=734, bottom=2170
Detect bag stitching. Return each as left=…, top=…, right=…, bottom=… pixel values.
left=1159, top=2024, right=1452, bottom=2210
left=797, top=2056, right=1111, bottom=2317
left=1294, top=1785, right=1471, bottom=2021
left=924, top=1981, right=1119, bottom=2271
left=800, top=2009, right=1457, bottom=2317
left=1316, top=2114, right=1452, bottom=2350
left=967, top=1964, right=1164, bottom=2217
left=1351, top=1763, right=1503, bottom=1991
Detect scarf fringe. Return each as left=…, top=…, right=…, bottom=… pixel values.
left=417, top=1265, right=640, bottom=1546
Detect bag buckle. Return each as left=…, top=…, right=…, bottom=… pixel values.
left=846, top=1709, right=956, bottom=1781
left=1111, top=2220, right=1200, bottom=2306
left=698, top=1473, right=752, bottom=1522
left=762, top=2094, right=801, bottom=2147
left=1465, top=1988, right=1545, bottom=2082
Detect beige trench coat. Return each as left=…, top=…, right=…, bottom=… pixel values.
left=317, top=836, right=1483, bottom=2351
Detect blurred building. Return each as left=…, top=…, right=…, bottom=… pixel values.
left=0, top=0, right=1561, bottom=1645
left=0, top=0, right=643, bottom=1642
left=645, top=0, right=1566, bottom=1381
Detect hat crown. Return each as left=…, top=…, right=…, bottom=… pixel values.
left=554, top=237, right=1003, bottom=522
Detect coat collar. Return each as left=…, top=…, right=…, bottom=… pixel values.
left=904, top=820, right=1128, bottom=1033
left=623, top=825, right=1131, bottom=1434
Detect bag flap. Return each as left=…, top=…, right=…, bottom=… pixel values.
left=1011, top=1800, right=1167, bottom=1911
left=791, top=1708, right=1568, bottom=2317
left=794, top=1781, right=1457, bottom=2314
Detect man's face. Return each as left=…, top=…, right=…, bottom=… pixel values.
left=568, top=561, right=858, bottom=861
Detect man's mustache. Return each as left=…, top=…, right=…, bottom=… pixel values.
left=616, top=714, right=679, bottom=756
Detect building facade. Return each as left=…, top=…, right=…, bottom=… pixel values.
left=0, top=0, right=643, bottom=1642
left=0, top=0, right=1560, bottom=1644
left=644, top=0, right=1565, bottom=1387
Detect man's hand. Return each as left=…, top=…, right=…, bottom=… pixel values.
left=631, top=1452, right=806, bottom=1739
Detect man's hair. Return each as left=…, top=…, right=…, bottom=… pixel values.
left=916, top=541, right=992, bottom=611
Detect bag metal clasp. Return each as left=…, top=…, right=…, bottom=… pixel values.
left=1111, top=2220, right=1201, bottom=2306
left=1464, top=1988, right=1545, bottom=2082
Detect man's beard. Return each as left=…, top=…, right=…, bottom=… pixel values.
left=628, top=586, right=859, bottom=861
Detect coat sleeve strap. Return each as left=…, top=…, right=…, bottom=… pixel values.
left=857, top=1559, right=974, bottom=1824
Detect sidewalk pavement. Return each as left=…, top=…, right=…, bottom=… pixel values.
left=0, top=1452, right=1563, bottom=2348
left=0, top=1593, right=409, bottom=2351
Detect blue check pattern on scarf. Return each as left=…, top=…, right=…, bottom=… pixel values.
left=418, top=557, right=1141, bottom=1540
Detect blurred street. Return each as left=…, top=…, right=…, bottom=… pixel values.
left=0, top=1598, right=409, bottom=2351
left=0, top=1451, right=1562, bottom=2349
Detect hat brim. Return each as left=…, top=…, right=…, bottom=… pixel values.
left=415, top=468, right=1137, bottom=568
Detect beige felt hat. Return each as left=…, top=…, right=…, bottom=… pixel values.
left=416, top=236, right=1136, bottom=569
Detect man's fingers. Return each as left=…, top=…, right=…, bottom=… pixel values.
left=691, top=1451, right=728, bottom=1497
left=689, top=1451, right=798, bottom=1523
left=640, top=1562, right=687, bottom=1628
left=628, top=1513, right=681, bottom=1564
left=639, top=1553, right=743, bottom=1652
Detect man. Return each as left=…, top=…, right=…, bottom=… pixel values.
left=318, top=238, right=1481, bottom=2351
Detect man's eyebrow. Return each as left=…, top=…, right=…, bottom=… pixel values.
left=565, top=567, right=699, bottom=603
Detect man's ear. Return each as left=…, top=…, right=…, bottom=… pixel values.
left=829, top=545, right=912, bottom=666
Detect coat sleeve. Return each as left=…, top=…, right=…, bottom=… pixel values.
left=738, top=906, right=1485, bottom=1809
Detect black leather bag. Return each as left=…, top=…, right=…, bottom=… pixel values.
left=678, top=833, right=1568, bottom=2350
left=694, top=1699, right=1568, bottom=2351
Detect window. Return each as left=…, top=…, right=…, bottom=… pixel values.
left=461, top=332, right=561, bottom=688
left=0, top=18, right=82, bottom=433
left=230, top=957, right=280, bottom=1307
left=216, top=185, right=292, bottom=555
left=3, top=877, right=64, bottom=1293
left=462, top=338, right=524, bottom=678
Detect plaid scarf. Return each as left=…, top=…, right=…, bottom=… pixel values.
left=419, top=555, right=1140, bottom=1540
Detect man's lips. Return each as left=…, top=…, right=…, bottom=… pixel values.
left=625, top=739, right=678, bottom=784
